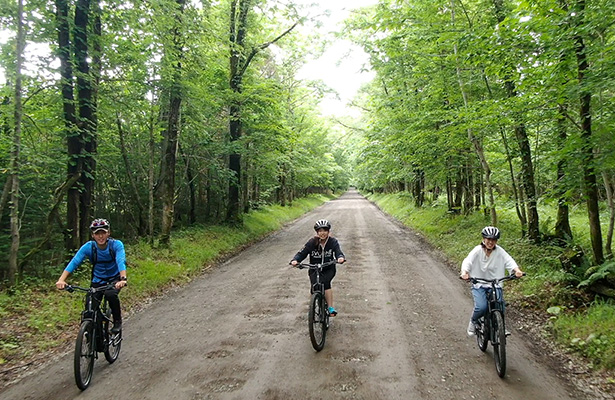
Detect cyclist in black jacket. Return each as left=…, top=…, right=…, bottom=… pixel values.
left=291, top=219, right=346, bottom=316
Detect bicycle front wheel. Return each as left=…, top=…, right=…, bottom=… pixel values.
left=103, top=308, right=122, bottom=363
left=308, top=292, right=327, bottom=351
left=74, top=320, right=95, bottom=390
left=492, top=310, right=507, bottom=378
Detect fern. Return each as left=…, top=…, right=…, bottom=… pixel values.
left=578, top=261, right=615, bottom=288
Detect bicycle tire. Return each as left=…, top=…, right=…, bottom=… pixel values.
left=308, top=292, right=327, bottom=351
left=103, top=308, right=122, bottom=363
left=492, top=310, right=507, bottom=378
left=476, top=317, right=488, bottom=352
left=74, top=320, right=95, bottom=390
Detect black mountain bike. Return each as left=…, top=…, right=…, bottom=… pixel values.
left=65, top=283, right=123, bottom=390
left=467, top=274, right=524, bottom=378
left=294, top=260, right=338, bottom=351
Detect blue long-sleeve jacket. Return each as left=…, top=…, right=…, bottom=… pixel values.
left=64, top=239, right=127, bottom=283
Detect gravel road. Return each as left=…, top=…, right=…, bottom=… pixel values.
left=1, top=190, right=589, bottom=399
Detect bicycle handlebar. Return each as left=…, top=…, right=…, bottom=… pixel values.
left=64, top=282, right=118, bottom=293
left=291, top=260, right=341, bottom=270
left=464, top=273, right=526, bottom=285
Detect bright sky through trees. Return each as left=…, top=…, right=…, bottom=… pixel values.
left=295, top=0, right=377, bottom=117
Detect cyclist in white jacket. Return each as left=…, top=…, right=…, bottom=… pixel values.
left=460, top=226, right=524, bottom=336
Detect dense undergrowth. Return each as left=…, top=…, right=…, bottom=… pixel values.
left=0, top=194, right=333, bottom=376
left=367, top=191, right=615, bottom=373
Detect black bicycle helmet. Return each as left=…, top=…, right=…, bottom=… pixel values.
left=314, top=219, right=331, bottom=231
left=481, top=226, right=500, bottom=239
left=90, top=218, right=110, bottom=232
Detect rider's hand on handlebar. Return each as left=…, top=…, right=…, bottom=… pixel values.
left=56, top=280, right=67, bottom=290
left=290, top=260, right=298, bottom=266
left=338, top=258, right=345, bottom=264
left=460, top=272, right=469, bottom=280
left=115, top=280, right=127, bottom=289
left=514, top=269, right=525, bottom=278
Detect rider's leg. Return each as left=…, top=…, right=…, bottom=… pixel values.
left=325, top=288, right=333, bottom=308
left=104, top=287, right=122, bottom=323
left=470, top=287, right=489, bottom=323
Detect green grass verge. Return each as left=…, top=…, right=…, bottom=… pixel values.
left=0, top=194, right=331, bottom=370
left=368, top=191, right=615, bottom=371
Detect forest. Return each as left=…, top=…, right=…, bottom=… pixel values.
left=0, top=0, right=355, bottom=286
left=1, top=0, right=615, bottom=377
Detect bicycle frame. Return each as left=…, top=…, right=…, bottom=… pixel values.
left=469, top=274, right=523, bottom=378
left=480, top=281, right=505, bottom=345
left=69, top=284, right=115, bottom=351
left=294, top=260, right=337, bottom=351
left=66, top=282, right=122, bottom=390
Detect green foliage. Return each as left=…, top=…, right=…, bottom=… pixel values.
left=368, top=191, right=615, bottom=370
left=550, top=299, right=615, bottom=370
left=0, top=193, right=332, bottom=369
left=579, top=261, right=615, bottom=289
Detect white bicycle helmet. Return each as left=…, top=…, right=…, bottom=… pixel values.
left=314, top=219, right=331, bottom=231
left=481, top=226, right=500, bottom=239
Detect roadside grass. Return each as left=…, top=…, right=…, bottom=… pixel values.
left=550, top=299, right=615, bottom=370
left=0, top=194, right=331, bottom=373
left=367, top=191, right=615, bottom=372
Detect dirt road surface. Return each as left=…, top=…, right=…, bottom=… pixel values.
left=2, top=191, right=589, bottom=399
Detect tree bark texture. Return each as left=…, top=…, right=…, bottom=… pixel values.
left=56, top=0, right=81, bottom=251
left=573, top=0, right=603, bottom=264
left=555, top=105, right=573, bottom=240
left=159, top=0, right=186, bottom=246
left=8, top=0, right=25, bottom=286
left=492, top=0, right=539, bottom=241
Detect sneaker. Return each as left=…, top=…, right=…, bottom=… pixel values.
left=467, top=320, right=476, bottom=337
left=328, top=306, right=337, bottom=317
left=111, top=321, right=122, bottom=334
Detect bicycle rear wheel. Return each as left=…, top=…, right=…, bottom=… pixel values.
left=74, top=320, right=95, bottom=390
left=476, top=318, right=488, bottom=352
left=492, top=310, right=507, bottom=378
left=103, top=308, right=122, bottom=363
left=308, top=292, right=327, bottom=351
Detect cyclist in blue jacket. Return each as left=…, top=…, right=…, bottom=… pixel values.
left=291, top=219, right=346, bottom=316
left=56, top=218, right=127, bottom=333
left=460, top=226, right=523, bottom=337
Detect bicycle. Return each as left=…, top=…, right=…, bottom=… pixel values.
left=64, top=283, right=123, bottom=390
left=293, top=260, right=338, bottom=351
left=465, top=274, right=524, bottom=378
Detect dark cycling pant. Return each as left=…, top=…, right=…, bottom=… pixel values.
left=309, top=265, right=337, bottom=292
left=92, top=280, right=122, bottom=322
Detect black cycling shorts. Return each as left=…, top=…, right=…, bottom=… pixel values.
left=308, top=265, right=337, bottom=292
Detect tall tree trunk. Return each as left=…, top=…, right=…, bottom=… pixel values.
left=56, top=0, right=81, bottom=251
left=148, top=97, right=156, bottom=245
left=74, top=0, right=94, bottom=240
left=179, top=143, right=196, bottom=224
left=450, top=1, right=497, bottom=225
left=481, top=53, right=526, bottom=233
left=78, top=0, right=100, bottom=236
left=159, top=0, right=186, bottom=246
left=603, top=172, right=614, bottom=259
left=227, top=0, right=298, bottom=223
left=117, top=114, right=145, bottom=227
left=227, top=0, right=249, bottom=223
left=555, top=105, right=573, bottom=240
left=8, top=0, right=25, bottom=286
left=492, top=0, right=539, bottom=241
left=568, top=0, right=603, bottom=264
